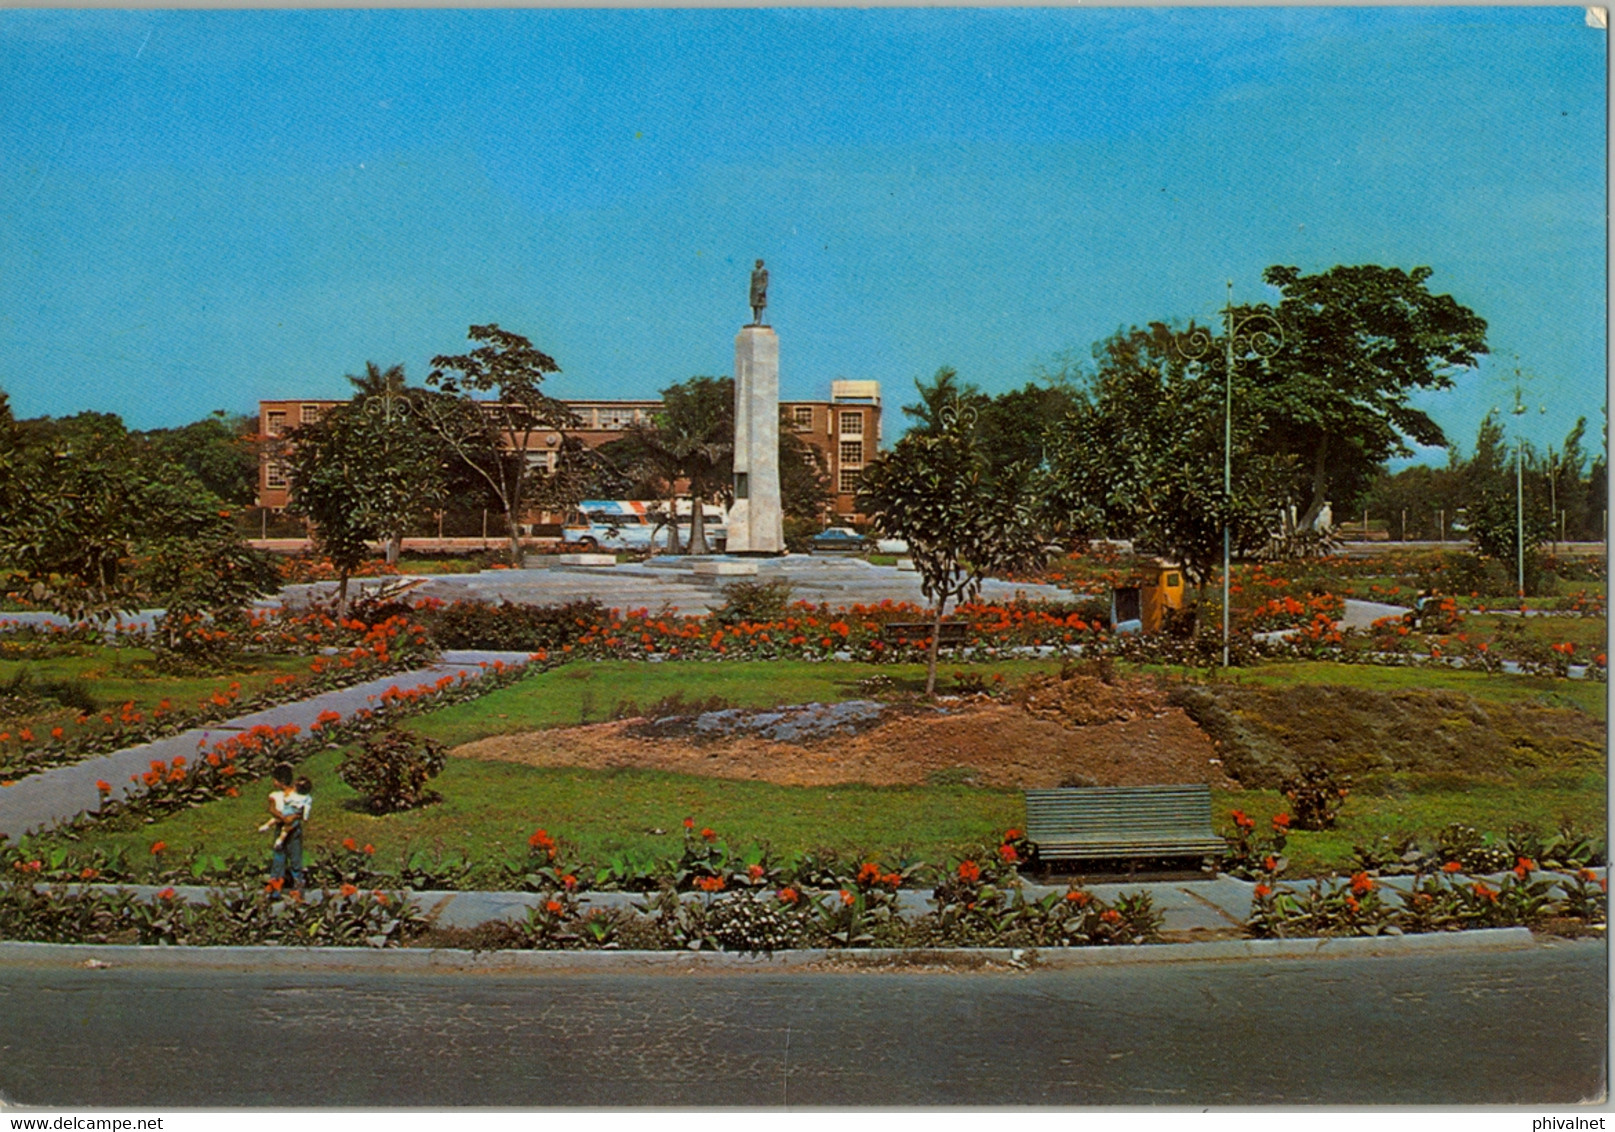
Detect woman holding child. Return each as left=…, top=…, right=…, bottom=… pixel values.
left=263, top=762, right=313, bottom=891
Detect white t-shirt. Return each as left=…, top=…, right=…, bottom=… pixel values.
left=270, top=789, right=312, bottom=826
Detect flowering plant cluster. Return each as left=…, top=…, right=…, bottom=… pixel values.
left=1249, top=860, right=1606, bottom=938
left=0, top=880, right=423, bottom=947
left=0, top=612, right=444, bottom=781
left=47, top=659, right=535, bottom=833
left=1241, top=592, right=1347, bottom=635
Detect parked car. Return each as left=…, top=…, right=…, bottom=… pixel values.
left=809, top=527, right=871, bottom=555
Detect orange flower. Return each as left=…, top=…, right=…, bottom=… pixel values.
left=342, top=837, right=358, bottom=852
left=265, top=877, right=284, bottom=892
left=1100, top=909, right=1122, bottom=924
left=700, top=827, right=717, bottom=842
left=1271, top=813, right=1291, bottom=830
left=545, top=900, right=564, bottom=913
left=695, top=875, right=727, bottom=892
left=156, top=887, right=177, bottom=901
left=747, top=864, right=766, bottom=881
left=957, top=860, right=981, bottom=883
left=776, top=886, right=800, bottom=904
left=150, top=841, right=167, bottom=855
left=683, top=817, right=695, bottom=830
left=363, top=844, right=375, bottom=855
left=839, top=888, right=855, bottom=906
left=339, top=884, right=359, bottom=898
left=1514, top=857, right=1536, bottom=879
left=1064, top=889, right=1091, bottom=906
left=1254, top=883, right=1272, bottom=899
left=997, top=843, right=1019, bottom=864
left=1349, top=872, right=1374, bottom=896
left=95, top=780, right=112, bottom=794
left=1442, top=860, right=1463, bottom=873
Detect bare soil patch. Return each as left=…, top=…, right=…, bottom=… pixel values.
left=452, top=677, right=1235, bottom=791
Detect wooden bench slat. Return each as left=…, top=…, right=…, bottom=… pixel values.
left=1023, top=785, right=1224, bottom=864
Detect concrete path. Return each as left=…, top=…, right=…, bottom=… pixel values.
left=280, top=554, right=1074, bottom=616
left=0, top=650, right=532, bottom=842
left=39, top=874, right=1257, bottom=935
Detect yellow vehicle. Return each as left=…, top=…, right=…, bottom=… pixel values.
left=1109, top=562, right=1186, bottom=634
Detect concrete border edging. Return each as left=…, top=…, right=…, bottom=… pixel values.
left=0, top=927, right=1539, bottom=974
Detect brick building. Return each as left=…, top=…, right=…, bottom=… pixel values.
left=257, top=379, right=881, bottom=521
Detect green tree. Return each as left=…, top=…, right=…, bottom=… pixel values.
left=418, top=324, right=577, bottom=564
left=1040, top=324, right=1287, bottom=597
left=658, top=377, right=734, bottom=555
left=282, top=381, right=446, bottom=616
left=0, top=406, right=277, bottom=624
left=1252, top=264, right=1489, bottom=528
left=857, top=401, right=1046, bottom=696
left=140, top=411, right=260, bottom=507
left=900, top=367, right=987, bottom=437
left=342, top=362, right=450, bottom=564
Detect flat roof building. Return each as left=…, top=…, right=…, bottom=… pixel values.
left=256, top=381, right=881, bottom=522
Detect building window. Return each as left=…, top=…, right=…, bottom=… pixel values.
left=265, top=410, right=287, bottom=437
left=838, top=440, right=863, bottom=466
left=839, top=411, right=863, bottom=436
left=838, top=468, right=860, bottom=495
left=265, top=461, right=288, bottom=489
left=300, top=404, right=322, bottom=424
left=792, top=406, right=814, bottom=430
left=600, top=408, right=638, bottom=430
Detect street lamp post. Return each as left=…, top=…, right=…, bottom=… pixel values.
left=1176, top=282, right=1284, bottom=667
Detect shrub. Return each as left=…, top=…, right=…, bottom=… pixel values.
left=338, top=728, right=448, bottom=814
left=1279, top=763, right=1350, bottom=831
left=711, top=579, right=797, bottom=625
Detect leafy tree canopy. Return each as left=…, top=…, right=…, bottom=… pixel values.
left=858, top=401, right=1046, bottom=695
left=1250, top=263, right=1488, bottom=525
left=0, top=404, right=276, bottom=622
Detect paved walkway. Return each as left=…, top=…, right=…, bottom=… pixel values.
left=282, top=554, right=1073, bottom=616
left=0, top=650, right=532, bottom=843
left=43, top=874, right=1260, bottom=936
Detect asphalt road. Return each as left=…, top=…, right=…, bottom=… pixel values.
left=0, top=940, right=1605, bottom=1107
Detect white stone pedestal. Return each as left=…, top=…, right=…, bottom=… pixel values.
left=727, top=325, right=784, bottom=554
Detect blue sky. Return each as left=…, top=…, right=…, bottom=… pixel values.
left=0, top=7, right=1604, bottom=463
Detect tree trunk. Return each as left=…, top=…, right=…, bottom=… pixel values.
left=925, top=602, right=945, bottom=698
left=336, top=570, right=351, bottom=621
left=665, top=497, right=683, bottom=554
left=688, top=496, right=709, bottom=555
left=385, top=534, right=401, bottom=566
left=1297, top=438, right=1330, bottom=531
left=506, top=512, right=523, bottom=568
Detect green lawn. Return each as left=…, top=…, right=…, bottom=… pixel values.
left=1192, top=659, right=1607, bottom=720
left=1215, top=774, right=1605, bottom=876
left=0, top=647, right=314, bottom=720
left=52, top=654, right=1606, bottom=880
left=78, top=745, right=1022, bottom=871
left=404, top=657, right=1072, bottom=747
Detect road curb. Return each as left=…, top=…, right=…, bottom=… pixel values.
left=0, top=927, right=1540, bottom=974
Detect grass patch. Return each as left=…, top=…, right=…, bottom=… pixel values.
left=1209, top=659, right=1607, bottom=720
left=50, top=655, right=1605, bottom=882
left=69, top=748, right=1021, bottom=870
left=1212, top=775, right=1606, bottom=876
left=0, top=647, right=313, bottom=722
left=404, top=657, right=1071, bottom=747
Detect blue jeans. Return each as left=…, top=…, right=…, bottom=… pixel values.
left=270, top=825, right=305, bottom=890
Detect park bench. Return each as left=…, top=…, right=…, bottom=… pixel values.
left=1023, top=784, right=1227, bottom=869
left=880, top=621, right=970, bottom=646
